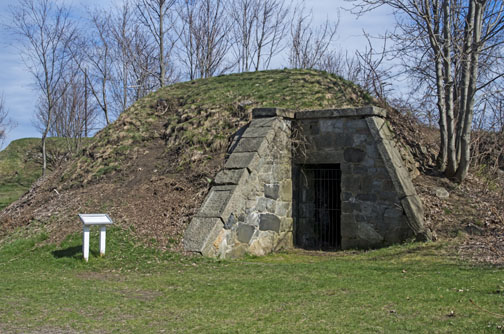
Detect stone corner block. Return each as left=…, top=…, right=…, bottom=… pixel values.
left=214, top=168, right=249, bottom=185
left=224, top=152, right=259, bottom=169
left=183, top=217, right=224, bottom=256
left=401, top=195, right=430, bottom=241
left=198, top=185, right=237, bottom=220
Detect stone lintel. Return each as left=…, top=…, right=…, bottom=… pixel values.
left=252, top=108, right=295, bottom=119
left=295, top=106, right=386, bottom=119
left=183, top=217, right=224, bottom=255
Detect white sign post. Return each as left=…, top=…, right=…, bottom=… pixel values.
left=78, top=214, right=113, bottom=262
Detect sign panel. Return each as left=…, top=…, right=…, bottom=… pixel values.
left=78, top=214, right=113, bottom=226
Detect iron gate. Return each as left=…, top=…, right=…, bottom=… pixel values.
left=297, top=164, right=342, bottom=250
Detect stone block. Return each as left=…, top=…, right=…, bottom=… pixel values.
left=249, top=231, right=275, bottom=256
left=234, top=137, right=267, bottom=153
left=275, top=201, right=292, bottom=217
left=236, top=223, right=256, bottom=243
left=214, top=168, right=249, bottom=185
left=242, top=126, right=272, bottom=138
left=256, top=197, right=276, bottom=212
left=401, top=195, right=426, bottom=238
left=183, top=217, right=224, bottom=255
left=295, top=106, right=386, bottom=119
left=264, top=183, right=280, bottom=199
left=344, top=148, right=366, bottom=163
left=355, top=221, right=384, bottom=248
left=245, top=211, right=260, bottom=226
left=319, top=119, right=344, bottom=133
left=366, top=116, right=418, bottom=199
left=198, top=185, right=236, bottom=218
left=259, top=213, right=281, bottom=232
left=280, top=217, right=293, bottom=232
left=224, top=152, right=259, bottom=169
left=249, top=117, right=275, bottom=128
left=356, top=193, right=377, bottom=202
left=273, top=164, right=291, bottom=180
left=274, top=231, right=293, bottom=251
left=279, top=179, right=292, bottom=201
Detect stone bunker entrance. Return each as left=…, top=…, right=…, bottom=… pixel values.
left=295, top=164, right=342, bottom=250
left=183, top=106, right=430, bottom=258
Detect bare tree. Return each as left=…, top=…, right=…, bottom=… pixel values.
left=0, top=94, right=12, bottom=148
left=289, top=5, right=338, bottom=69
left=136, top=0, right=178, bottom=87
left=35, top=68, right=98, bottom=154
left=230, top=0, right=289, bottom=72
left=77, top=9, right=115, bottom=126
left=351, top=0, right=504, bottom=182
left=177, top=0, right=232, bottom=79
left=110, top=1, right=136, bottom=116
left=9, top=0, right=77, bottom=176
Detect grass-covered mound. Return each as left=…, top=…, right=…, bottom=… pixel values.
left=0, top=137, right=78, bottom=210
left=0, top=69, right=372, bottom=249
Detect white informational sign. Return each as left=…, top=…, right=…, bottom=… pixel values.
left=78, top=214, right=113, bottom=226
left=78, top=213, right=113, bottom=262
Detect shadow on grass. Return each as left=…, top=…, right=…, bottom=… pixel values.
left=52, top=245, right=99, bottom=259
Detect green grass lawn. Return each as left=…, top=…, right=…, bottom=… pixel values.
left=0, top=229, right=503, bottom=334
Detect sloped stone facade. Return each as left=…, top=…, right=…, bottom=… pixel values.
left=183, top=106, right=429, bottom=258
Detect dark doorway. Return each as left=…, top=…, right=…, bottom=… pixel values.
left=295, top=164, right=342, bottom=250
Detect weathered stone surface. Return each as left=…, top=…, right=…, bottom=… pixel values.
left=249, top=117, right=275, bottom=128
left=236, top=223, right=256, bottom=243
left=357, top=222, right=384, bottom=247
left=279, top=180, right=292, bottom=201
left=295, top=106, right=386, bottom=119
left=401, top=195, right=430, bottom=241
left=264, top=183, right=280, bottom=199
left=344, top=148, right=366, bottom=163
left=224, top=152, right=258, bottom=169
left=186, top=106, right=427, bottom=258
left=280, top=217, right=293, bottom=232
left=198, top=185, right=236, bottom=218
left=214, top=168, right=249, bottom=185
left=259, top=214, right=281, bottom=232
left=234, top=137, right=266, bottom=153
left=242, top=126, right=272, bottom=138
left=275, top=201, right=292, bottom=217
left=274, top=231, right=293, bottom=251
left=183, top=217, right=224, bottom=255
left=256, top=197, right=276, bottom=212
left=249, top=231, right=275, bottom=256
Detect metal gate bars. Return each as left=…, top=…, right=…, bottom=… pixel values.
left=298, top=164, right=342, bottom=250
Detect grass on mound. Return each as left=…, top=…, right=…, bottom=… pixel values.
left=0, top=230, right=503, bottom=334
left=0, top=138, right=79, bottom=210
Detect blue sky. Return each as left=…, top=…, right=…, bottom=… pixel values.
left=0, top=0, right=394, bottom=149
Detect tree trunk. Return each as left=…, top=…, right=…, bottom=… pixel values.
left=443, top=0, right=458, bottom=177
left=455, top=0, right=484, bottom=182
left=159, top=0, right=166, bottom=87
